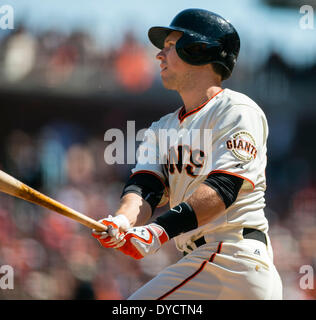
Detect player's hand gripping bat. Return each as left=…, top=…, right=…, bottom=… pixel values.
left=0, top=170, right=107, bottom=232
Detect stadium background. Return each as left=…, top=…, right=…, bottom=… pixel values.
left=0, top=0, right=316, bottom=299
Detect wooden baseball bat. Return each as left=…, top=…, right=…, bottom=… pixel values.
left=0, top=170, right=107, bottom=232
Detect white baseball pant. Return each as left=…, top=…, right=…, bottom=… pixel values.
left=128, top=236, right=283, bottom=300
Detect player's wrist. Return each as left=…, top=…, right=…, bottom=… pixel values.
left=153, top=202, right=198, bottom=240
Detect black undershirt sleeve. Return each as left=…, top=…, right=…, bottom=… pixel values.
left=121, top=172, right=165, bottom=214
left=203, top=173, right=244, bottom=208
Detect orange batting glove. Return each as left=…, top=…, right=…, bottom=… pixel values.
left=92, top=215, right=130, bottom=248
left=118, top=223, right=169, bottom=259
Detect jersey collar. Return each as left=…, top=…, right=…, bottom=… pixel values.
left=178, top=89, right=224, bottom=123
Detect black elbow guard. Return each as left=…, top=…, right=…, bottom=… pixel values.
left=121, top=172, right=166, bottom=214
left=203, top=173, right=244, bottom=208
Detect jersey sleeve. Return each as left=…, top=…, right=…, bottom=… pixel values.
left=131, top=121, right=169, bottom=207
left=209, top=104, right=268, bottom=191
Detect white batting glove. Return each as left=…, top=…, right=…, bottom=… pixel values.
left=92, top=214, right=130, bottom=248
left=117, top=223, right=169, bottom=259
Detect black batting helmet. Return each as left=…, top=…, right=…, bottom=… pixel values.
left=148, top=8, right=240, bottom=80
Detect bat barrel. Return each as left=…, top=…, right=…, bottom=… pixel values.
left=0, top=170, right=107, bottom=232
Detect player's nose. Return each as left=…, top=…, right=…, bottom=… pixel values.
left=156, top=49, right=166, bottom=61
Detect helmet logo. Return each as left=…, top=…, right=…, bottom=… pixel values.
left=220, top=51, right=227, bottom=58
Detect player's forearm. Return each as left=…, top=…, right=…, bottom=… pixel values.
left=186, top=183, right=226, bottom=227
left=151, top=184, right=226, bottom=240
left=115, top=193, right=152, bottom=228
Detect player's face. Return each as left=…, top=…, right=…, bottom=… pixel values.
left=156, top=31, right=192, bottom=91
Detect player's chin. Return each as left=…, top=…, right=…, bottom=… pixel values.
left=160, top=78, right=176, bottom=90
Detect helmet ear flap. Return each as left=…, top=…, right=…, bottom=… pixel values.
left=176, top=35, right=222, bottom=65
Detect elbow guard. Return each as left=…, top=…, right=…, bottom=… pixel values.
left=121, top=172, right=166, bottom=214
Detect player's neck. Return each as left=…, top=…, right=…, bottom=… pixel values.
left=180, top=84, right=222, bottom=113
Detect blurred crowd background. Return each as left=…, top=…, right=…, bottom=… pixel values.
left=0, top=0, right=316, bottom=300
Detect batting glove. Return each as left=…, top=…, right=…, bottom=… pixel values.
left=118, top=223, right=169, bottom=259
left=92, top=214, right=130, bottom=249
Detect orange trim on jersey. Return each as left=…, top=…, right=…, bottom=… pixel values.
left=208, top=170, right=255, bottom=190
left=209, top=241, right=223, bottom=262
left=157, top=241, right=223, bottom=300
left=178, top=89, right=224, bottom=123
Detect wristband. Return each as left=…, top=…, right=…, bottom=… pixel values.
left=153, top=202, right=198, bottom=239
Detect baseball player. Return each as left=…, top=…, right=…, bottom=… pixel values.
left=93, top=8, right=283, bottom=300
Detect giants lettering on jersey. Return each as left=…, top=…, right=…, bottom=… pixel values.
left=226, top=131, right=257, bottom=161
left=166, top=145, right=205, bottom=177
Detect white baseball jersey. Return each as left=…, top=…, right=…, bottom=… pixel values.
left=132, top=88, right=269, bottom=252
